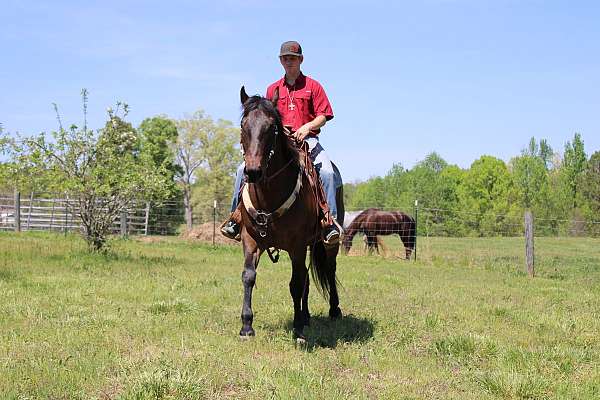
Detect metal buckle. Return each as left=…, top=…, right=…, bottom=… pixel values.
left=255, top=210, right=269, bottom=226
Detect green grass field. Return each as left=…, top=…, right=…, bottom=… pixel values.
left=1, top=232, right=599, bottom=399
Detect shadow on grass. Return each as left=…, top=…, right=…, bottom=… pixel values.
left=283, top=314, right=375, bottom=350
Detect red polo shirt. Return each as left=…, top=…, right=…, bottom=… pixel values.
left=266, top=73, right=334, bottom=134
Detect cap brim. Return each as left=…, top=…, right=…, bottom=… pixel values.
left=279, top=52, right=302, bottom=57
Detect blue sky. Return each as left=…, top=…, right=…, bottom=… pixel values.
left=2, top=0, right=599, bottom=182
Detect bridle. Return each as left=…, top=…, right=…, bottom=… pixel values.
left=241, top=120, right=280, bottom=179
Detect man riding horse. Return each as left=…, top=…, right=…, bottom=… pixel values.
left=221, top=40, right=341, bottom=245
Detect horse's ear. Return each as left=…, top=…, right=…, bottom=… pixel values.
left=271, top=87, right=279, bottom=106
left=240, top=86, right=249, bottom=105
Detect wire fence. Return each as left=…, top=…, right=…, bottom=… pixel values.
left=3, top=192, right=599, bottom=276
left=342, top=205, right=600, bottom=276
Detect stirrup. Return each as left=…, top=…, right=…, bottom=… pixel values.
left=323, top=227, right=340, bottom=245
left=220, top=221, right=241, bottom=241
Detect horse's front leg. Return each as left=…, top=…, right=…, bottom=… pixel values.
left=289, top=246, right=308, bottom=340
left=366, top=234, right=377, bottom=255
left=240, top=236, right=261, bottom=338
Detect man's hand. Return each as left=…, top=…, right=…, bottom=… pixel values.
left=292, top=123, right=312, bottom=142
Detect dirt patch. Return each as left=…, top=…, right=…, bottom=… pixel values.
left=181, top=222, right=240, bottom=246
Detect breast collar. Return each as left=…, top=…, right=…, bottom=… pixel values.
left=241, top=164, right=304, bottom=238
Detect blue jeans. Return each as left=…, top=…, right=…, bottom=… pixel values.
left=230, top=136, right=341, bottom=221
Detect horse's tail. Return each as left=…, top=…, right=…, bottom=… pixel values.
left=310, top=241, right=331, bottom=300
left=407, top=214, right=417, bottom=251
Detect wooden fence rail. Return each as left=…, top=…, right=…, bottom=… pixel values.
left=0, top=192, right=182, bottom=235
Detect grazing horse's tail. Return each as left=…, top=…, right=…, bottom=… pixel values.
left=310, top=241, right=331, bottom=300
left=407, top=214, right=417, bottom=251
left=401, top=213, right=417, bottom=259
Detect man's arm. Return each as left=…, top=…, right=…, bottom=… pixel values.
left=293, top=115, right=327, bottom=141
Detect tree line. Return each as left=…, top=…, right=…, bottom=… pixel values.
left=344, top=135, right=600, bottom=237
left=2, top=92, right=598, bottom=250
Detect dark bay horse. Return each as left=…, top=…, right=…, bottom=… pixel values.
left=237, top=87, right=343, bottom=341
left=342, top=208, right=416, bottom=259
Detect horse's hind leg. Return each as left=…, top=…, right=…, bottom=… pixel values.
left=289, top=246, right=308, bottom=339
left=400, top=235, right=413, bottom=260
left=326, top=246, right=342, bottom=319
left=302, top=273, right=310, bottom=326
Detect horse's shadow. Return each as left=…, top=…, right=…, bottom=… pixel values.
left=281, top=314, right=374, bottom=350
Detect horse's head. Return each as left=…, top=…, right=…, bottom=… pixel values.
left=240, top=86, right=281, bottom=183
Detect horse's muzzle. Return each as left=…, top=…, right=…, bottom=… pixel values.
left=244, top=166, right=263, bottom=183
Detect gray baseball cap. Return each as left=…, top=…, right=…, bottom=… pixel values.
left=279, top=41, right=302, bottom=57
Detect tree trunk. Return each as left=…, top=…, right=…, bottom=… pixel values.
left=184, top=186, right=193, bottom=230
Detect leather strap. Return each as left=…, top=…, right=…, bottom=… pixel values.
left=242, top=166, right=304, bottom=227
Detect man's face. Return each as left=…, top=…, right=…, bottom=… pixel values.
left=279, top=55, right=303, bottom=75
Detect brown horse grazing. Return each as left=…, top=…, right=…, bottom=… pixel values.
left=237, top=87, right=343, bottom=341
left=342, top=208, right=416, bottom=259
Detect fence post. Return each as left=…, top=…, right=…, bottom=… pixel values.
left=50, top=197, right=56, bottom=231
left=64, top=194, right=69, bottom=235
left=525, top=210, right=535, bottom=277
left=414, top=199, right=418, bottom=261
left=144, top=202, right=150, bottom=236
left=14, top=190, right=21, bottom=232
left=120, top=211, right=128, bottom=238
left=213, top=200, right=217, bottom=246
left=26, top=192, right=34, bottom=230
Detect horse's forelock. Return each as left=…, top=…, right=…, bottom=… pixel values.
left=240, top=95, right=300, bottom=165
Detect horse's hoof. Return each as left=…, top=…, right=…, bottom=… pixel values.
left=293, top=328, right=306, bottom=341
left=329, top=307, right=342, bottom=320
left=294, top=329, right=307, bottom=348
left=239, top=327, right=255, bottom=338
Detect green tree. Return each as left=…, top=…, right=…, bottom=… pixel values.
left=511, top=155, right=548, bottom=210
left=582, top=151, right=600, bottom=235
left=539, top=138, right=554, bottom=170
left=561, top=132, right=587, bottom=209
left=173, top=110, right=241, bottom=229
left=347, top=176, right=386, bottom=210
left=382, top=163, right=409, bottom=210
left=138, top=116, right=181, bottom=191
left=5, top=92, right=172, bottom=251
left=458, top=156, right=516, bottom=236
left=192, top=118, right=240, bottom=223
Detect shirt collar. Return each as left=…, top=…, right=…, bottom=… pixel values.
left=281, top=72, right=305, bottom=88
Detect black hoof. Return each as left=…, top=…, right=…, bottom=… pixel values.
left=329, top=307, right=342, bottom=319
left=239, top=327, right=255, bottom=338
left=293, top=328, right=306, bottom=341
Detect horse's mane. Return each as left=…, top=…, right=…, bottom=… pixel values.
left=242, top=95, right=301, bottom=167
